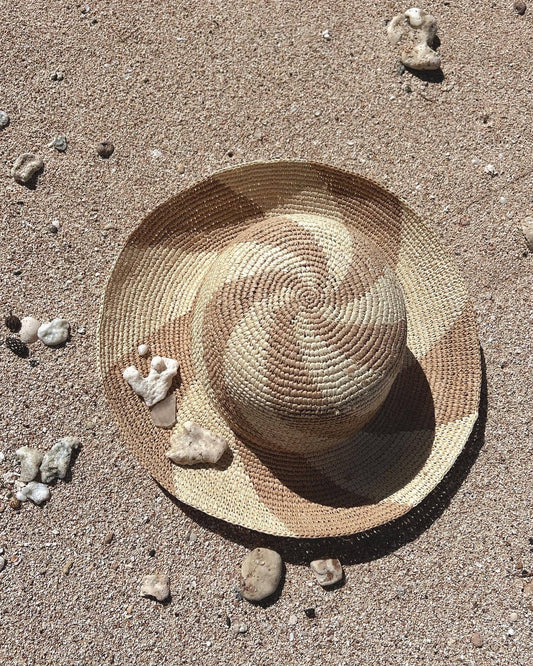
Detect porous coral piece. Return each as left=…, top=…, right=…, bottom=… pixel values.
left=12, top=153, right=44, bottom=184
left=310, top=558, right=344, bottom=586
left=166, top=421, right=228, bottom=465
left=38, top=318, right=70, bottom=346
left=40, top=436, right=80, bottom=484
left=16, top=481, right=50, bottom=505
left=16, top=446, right=44, bottom=483
left=387, top=7, right=441, bottom=70
left=140, top=574, right=170, bottom=602
left=123, top=356, right=179, bottom=407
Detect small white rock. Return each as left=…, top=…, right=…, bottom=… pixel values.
left=322, top=29, right=331, bottom=41
left=16, top=481, right=50, bottom=505
left=0, top=557, right=5, bottom=573
left=38, top=318, right=70, bottom=346
left=20, top=317, right=40, bottom=344
left=140, top=574, right=170, bottom=602
left=483, top=163, right=497, bottom=176
left=40, top=436, right=79, bottom=484
left=0, top=111, right=9, bottom=128
left=510, top=612, right=518, bottom=622
left=288, top=614, right=298, bottom=626
left=387, top=8, right=441, bottom=70
left=16, top=446, right=44, bottom=483
left=138, top=343, right=149, bottom=356
left=507, top=627, right=515, bottom=636
left=166, top=421, right=228, bottom=465
left=310, top=558, right=343, bottom=586
left=240, top=548, right=283, bottom=602
left=123, top=356, right=179, bottom=407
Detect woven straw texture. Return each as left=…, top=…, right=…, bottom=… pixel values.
left=97, top=160, right=481, bottom=538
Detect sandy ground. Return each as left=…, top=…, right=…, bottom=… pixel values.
left=1, top=1, right=532, bottom=664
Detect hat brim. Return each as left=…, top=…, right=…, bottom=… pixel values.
left=97, top=160, right=481, bottom=538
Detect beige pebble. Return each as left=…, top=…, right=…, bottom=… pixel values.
left=177, top=163, right=185, bottom=175
left=470, top=632, right=484, bottom=647
left=150, top=394, right=176, bottom=429
left=62, top=560, right=74, bottom=575
left=12, top=153, right=44, bottom=184
left=103, top=531, right=114, bottom=545
left=310, top=558, right=343, bottom=586
left=140, top=574, right=170, bottom=602
left=521, top=218, right=533, bottom=251
left=240, top=548, right=282, bottom=602
left=509, top=611, right=518, bottom=622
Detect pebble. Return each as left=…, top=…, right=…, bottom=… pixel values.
left=240, top=547, right=283, bottom=602
left=62, top=560, right=74, bottom=575
left=0, top=557, right=5, bottom=573
left=9, top=496, right=21, bottom=510
left=521, top=218, right=533, bottom=251
left=16, top=446, right=44, bottom=483
left=513, top=1, right=527, bottom=14
left=37, top=318, right=70, bottom=346
left=387, top=8, right=441, bottom=70
left=11, top=153, right=44, bottom=185
left=140, top=574, right=170, bottom=602
left=288, top=614, right=298, bottom=626
left=177, top=163, right=186, bottom=175
left=5, top=313, right=21, bottom=332
left=40, top=436, right=80, bottom=483
left=5, top=337, right=29, bottom=358
left=470, top=632, right=484, bottom=647
left=166, top=421, right=228, bottom=465
left=96, top=141, right=115, bottom=158
left=16, top=481, right=50, bottom=505
left=137, top=343, right=149, bottom=356
left=304, top=607, right=316, bottom=618
left=19, top=317, right=40, bottom=344
left=322, top=29, right=331, bottom=41
left=50, top=71, right=64, bottom=81
left=507, top=627, right=515, bottom=637
left=483, top=164, right=497, bottom=176
left=150, top=394, right=177, bottom=429
left=509, top=612, right=518, bottom=622
left=103, top=531, right=114, bottom=545
left=0, top=110, right=9, bottom=128
left=123, top=356, right=179, bottom=407
left=310, top=558, right=343, bottom=586
left=50, top=135, right=67, bottom=152
left=48, top=224, right=59, bottom=235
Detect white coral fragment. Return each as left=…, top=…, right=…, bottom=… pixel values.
left=40, top=436, right=80, bottom=484
left=16, top=446, right=44, bottom=483
left=167, top=421, right=228, bottom=466
left=38, top=318, right=70, bottom=346
left=123, top=356, right=179, bottom=407
left=387, top=7, right=441, bottom=71
left=16, top=481, right=50, bottom=505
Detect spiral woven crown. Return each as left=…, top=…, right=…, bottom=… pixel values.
left=192, top=214, right=407, bottom=454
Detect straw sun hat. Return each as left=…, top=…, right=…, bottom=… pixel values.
left=97, top=160, right=481, bottom=538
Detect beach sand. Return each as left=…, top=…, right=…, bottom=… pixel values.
left=1, top=1, right=532, bottom=663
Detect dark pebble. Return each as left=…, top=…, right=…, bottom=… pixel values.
left=13, top=269, right=22, bottom=276
left=29, top=359, right=39, bottom=368
left=5, top=313, right=21, bottom=333
left=48, top=224, right=58, bottom=234
left=96, top=141, right=115, bottom=158
left=304, top=607, right=316, bottom=618
left=396, top=62, right=406, bottom=75
left=148, top=549, right=156, bottom=557
left=514, top=1, right=527, bottom=15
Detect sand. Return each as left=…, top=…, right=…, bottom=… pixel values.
left=1, top=1, right=532, bottom=664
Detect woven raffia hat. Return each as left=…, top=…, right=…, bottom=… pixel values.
left=97, top=160, right=481, bottom=538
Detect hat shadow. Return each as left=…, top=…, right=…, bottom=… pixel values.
left=158, top=349, right=486, bottom=564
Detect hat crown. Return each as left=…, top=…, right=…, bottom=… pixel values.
left=192, top=214, right=407, bottom=454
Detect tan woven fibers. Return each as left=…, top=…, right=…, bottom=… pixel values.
left=97, top=160, right=481, bottom=538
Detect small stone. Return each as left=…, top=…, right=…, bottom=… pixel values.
left=103, top=531, right=114, bottom=545
left=0, top=111, right=9, bottom=128
left=513, top=1, right=527, bottom=15
left=16, top=481, right=50, bottom=505
left=12, top=153, right=44, bottom=185
left=77, top=327, right=86, bottom=335
left=62, top=560, right=73, bottom=575
left=37, top=318, right=70, bottom=346
left=20, top=317, right=40, bottom=344
left=304, top=607, right=316, bottom=618
left=16, top=447, right=44, bottom=483
left=9, top=496, right=21, bottom=510
left=40, top=436, right=80, bottom=483
left=50, top=135, right=67, bottom=152
left=167, top=421, right=228, bottom=465
left=470, top=632, right=484, bottom=647
left=240, top=547, right=282, bottom=602
left=5, top=313, right=21, bottom=332
left=150, top=394, right=176, bottom=429
left=521, top=218, right=533, bottom=252
left=0, top=557, right=5, bottom=573
left=5, top=337, right=29, bottom=358
left=148, top=549, right=156, bottom=557
left=396, top=62, right=406, bottom=75
left=140, top=574, right=170, bottom=602
left=509, top=612, right=518, bottom=622
left=507, top=627, right=515, bottom=636
left=288, top=614, right=298, bottom=626
left=177, top=163, right=185, bottom=175
left=48, top=224, right=59, bottom=234
left=322, top=29, right=331, bottom=41
left=387, top=8, right=441, bottom=70
left=483, top=164, right=497, bottom=176
left=96, top=141, right=115, bottom=158
left=29, top=359, right=39, bottom=368
left=50, top=71, right=64, bottom=81
left=310, top=558, right=343, bottom=586
left=123, top=356, right=179, bottom=407
left=137, top=343, right=149, bottom=356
